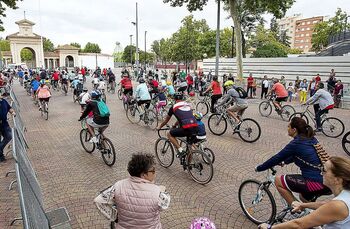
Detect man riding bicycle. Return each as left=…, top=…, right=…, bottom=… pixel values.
left=157, top=92, right=198, bottom=158
left=267, top=78, right=288, bottom=112
left=304, top=82, right=334, bottom=132
left=135, top=78, right=151, bottom=111
left=217, top=84, right=248, bottom=124
left=120, top=73, right=133, bottom=96
left=79, top=90, right=109, bottom=143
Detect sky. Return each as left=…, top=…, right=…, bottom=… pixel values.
left=0, top=0, right=349, bottom=54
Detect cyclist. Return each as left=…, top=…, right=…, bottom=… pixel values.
left=166, top=81, right=175, bottom=97
left=135, top=78, right=151, bottom=111
left=256, top=117, right=331, bottom=207
left=267, top=78, right=288, bottom=112
left=259, top=156, right=350, bottom=229
left=92, top=76, right=99, bottom=90
left=148, top=76, right=159, bottom=98
left=217, top=84, right=248, bottom=124
left=203, top=75, right=222, bottom=113
left=79, top=90, right=109, bottom=143
left=37, top=81, right=51, bottom=111
left=52, top=70, right=60, bottom=90
left=194, top=112, right=206, bottom=142
left=120, top=73, right=133, bottom=96
left=31, top=78, right=40, bottom=99
left=97, top=78, right=106, bottom=91
left=304, top=82, right=334, bottom=132
left=177, top=77, right=188, bottom=93
left=0, top=94, right=16, bottom=162
left=78, top=88, right=90, bottom=112
left=157, top=92, right=198, bottom=157
left=107, top=70, right=116, bottom=90
left=61, top=73, right=69, bottom=92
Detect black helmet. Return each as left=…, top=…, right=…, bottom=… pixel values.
left=138, top=78, right=145, bottom=83
left=213, top=75, right=218, bottom=81
left=173, top=92, right=184, bottom=101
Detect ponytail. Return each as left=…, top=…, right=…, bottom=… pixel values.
left=290, top=117, right=315, bottom=139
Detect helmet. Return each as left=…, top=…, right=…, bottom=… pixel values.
left=166, top=81, right=172, bottom=86
left=40, top=79, right=45, bottom=85
left=193, top=112, right=203, bottom=120
left=190, top=217, right=216, bottom=229
left=189, top=91, right=195, bottom=97
left=224, top=81, right=234, bottom=88
left=138, top=78, right=145, bottom=83
left=173, top=92, right=184, bottom=101
left=213, top=75, right=218, bottom=81
left=83, top=87, right=88, bottom=92
left=90, top=90, right=101, bottom=99
left=75, top=76, right=78, bottom=79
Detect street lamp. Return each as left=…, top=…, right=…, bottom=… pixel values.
left=215, top=0, right=220, bottom=77
left=144, top=30, right=147, bottom=67
left=231, top=26, right=235, bottom=58
left=129, top=34, right=133, bottom=66
left=131, top=2, right=139, bottom=72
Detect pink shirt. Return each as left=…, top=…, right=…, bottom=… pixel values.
left=211, top=81, right=222, bottom=95
left=272, top=82, right=288, bottom=98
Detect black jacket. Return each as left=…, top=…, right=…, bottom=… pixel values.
left=80, top=100, right=109, bottom=125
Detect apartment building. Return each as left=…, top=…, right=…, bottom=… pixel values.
left=277, top=14, right=302, bottom=48
left=294, top=16, right=324, bottom=53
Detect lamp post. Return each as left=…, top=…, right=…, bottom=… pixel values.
left=129, top=34, right=133, bottom=66
left=134, top=2, right=139, bottom=71
left=231, top=26, right=235, bottom=58
left=144, top=30, right=147, bottom=67
left=215, top=0, right=220, bottom=77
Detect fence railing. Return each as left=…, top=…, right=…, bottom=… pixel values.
left=6, top=88, right=71, bottom=228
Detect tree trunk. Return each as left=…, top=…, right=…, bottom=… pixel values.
left=229, top=0, right=243, bottom=81
left=242, top=33, right=246, bottom=58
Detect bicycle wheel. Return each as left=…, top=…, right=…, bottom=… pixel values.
left=202, top=147, right=215, bottom=164
left=238, top=179, right=277, bottom=225
left=321, top=117, right=345, bottom=138
left=342, top=131, right=350, bottom=156
left=208, top=114, right=227, bottom=136
left=154, top=138, right=174, bottom=168
left=237, top=118, right=261, bottom=143
left=196, top=101, right=209, bottom=116
left=289, top=112, right=309, bottom=124
left=126, top=105, right=141, bottom=124
left=259, top=101, right=272, bottom=117
left=280, top=105, right=295, bottom=121
left=102, top=94, right=107, bottom=103
left=73, top=93, right=77, bottom=103
left=101, top=138, right=116, bottom=166
left=145, top=110, right=158, bottom=130
left=187, top=150, right=213, bottom=185
left=79, top=129, right=95, bottom=153
left=117, top=89, right=122, bottom=100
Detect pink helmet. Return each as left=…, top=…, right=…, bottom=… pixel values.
left=190, top=217, right=216, bottom=229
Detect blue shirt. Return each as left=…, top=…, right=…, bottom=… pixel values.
left=167, top=85, right=175, bottom=95
left=31, top=80, right=40, bottom=91
left=0, top=99, right=11, bottom=127
left=197, top=120, right=206, bottom=136
left=17, top=71, right=24, bottom=78
left=257, top=136, right=324, bottom=183
left=72, top=79, right=80, bottom=89
left=135, top=83, right=151, bottom=101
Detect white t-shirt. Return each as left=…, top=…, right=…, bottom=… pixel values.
left=79, top=92, right=90, bottom=105
left=98, top=81, right=106, bottom=90
left=93, top=78, right=99, bottom=84
left=262, top=79, right=269, bottom=88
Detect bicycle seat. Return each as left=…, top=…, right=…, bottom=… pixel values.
left=186, top=134, right=198, bottom=145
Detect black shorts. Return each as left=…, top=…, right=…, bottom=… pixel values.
left=170, top=127, right=198, bottom=139
left=275, top=96, right=288, bottom=102
left=39, top=98, right=50, bottom=102
left=137, top=100, right=151, bottom=109
left=281, top=174, right=331, bottom=201
left=123, top=88, right=133, bottom=95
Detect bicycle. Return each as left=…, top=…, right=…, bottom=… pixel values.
left=100, top=89, right=107, bottom=103
left=208, top=105, right=261, bottom=143
left=290, top=105, right=344, bottom=138
left=61, top=83, right=68, bottom=96
left=155, top=128, right=214, bottom=184
left=342, top=131, right=350, bottom=156
left=125, top=99, right=158, bottom=130
left=195, top=93, right=212, bottom=116
left=259, top=95, right=295, bottom=121
left=107, top=81, right=116, bottom=94
left=39, top=100, right=49, bottom=120
left=239, top=167, right=325, bottom=225
left=79, top=118, right=116, bottom=166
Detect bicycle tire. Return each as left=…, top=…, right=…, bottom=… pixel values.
left=45, top=110, right=49, bottom=120
left=280, top=105, right=295, bottom=121
left=145, top=110, right=158, bottom=130
left=196, top=101, right=209, bottom=116
left=101, top=138, right=116, bottom=166
left=289, top=112, right=309, bottom=124
left=208, top=114, right=227, bottom=136
left=259, top=101, right=272, bottom=117
left=203, top=147, right=215, bottom=164
left=321, top=117, right=345, bottom=138
left=187, top=150, right=213, bottom=185
left=73, top=93, right=76, bottom=103
left=117, top=89, right=122, bottom=100
left=154, top=138, right=174, bottom=168
left=342, top=131, right=350, bottom=156
left=237, top=118, right=261, bottom=143
left=238, top=179, right=277, bottom=225
left=126, top=105, right=141, bottom=124
left=79, top=129, right=95, bottom=153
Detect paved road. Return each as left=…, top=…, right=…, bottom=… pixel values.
left=1, top=72, right=349, bottom=228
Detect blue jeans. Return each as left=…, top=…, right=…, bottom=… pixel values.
left=0, top=125, right=12, bottom=158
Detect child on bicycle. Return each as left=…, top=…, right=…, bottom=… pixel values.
left=194, top=112, right=206, bottom=142
left=154, top=86, right=167, bottom=114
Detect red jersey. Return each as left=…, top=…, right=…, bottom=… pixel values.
left=247, top=76, right=254, bottom=87
left=120, top=77, right=132, bottom=89
left=53, top=72, right=60, bottom=81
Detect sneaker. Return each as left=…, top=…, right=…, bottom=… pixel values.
left=314, top=128, right=323, bottom=132
left=286, top=210, right=309, bottom=220
left=89, top=136, right=98, bottom=144
left=176, top=148, right=184, bottom=158
left=39, top=107, right=42, bottom=111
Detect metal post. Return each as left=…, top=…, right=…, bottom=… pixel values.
left=0, top=40, right=3, bottom=69
left=135, top=2, right=139, bottom=71
left=215, top=0, right=220, bottom=77
left=129, top=35, right=133, bottom=66
left=231, top=26, right=234, bottom=58
left=144, top=30, right=147, bottom=67
left=95, top=53, right=97, bottom=69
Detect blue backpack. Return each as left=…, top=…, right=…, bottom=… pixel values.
left=95, top=99, right=110, bottom=117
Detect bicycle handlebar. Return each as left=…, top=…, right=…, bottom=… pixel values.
left=157, top=127, right=170, bottom=138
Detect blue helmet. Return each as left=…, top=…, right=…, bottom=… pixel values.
left=90, top=90, right=101, bottom=99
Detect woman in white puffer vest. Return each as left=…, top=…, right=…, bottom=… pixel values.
left=113, top=153, right=170, bottom=229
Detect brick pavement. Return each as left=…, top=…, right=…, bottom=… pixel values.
left=1, top=73, right=349, bottom=229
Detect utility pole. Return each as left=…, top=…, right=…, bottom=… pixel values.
left=130, top=35, right=133, bottom=66
left=135, top=2, right=139, bottom=71
left=215, top=0, right=220, bottom=77
left=144, top=30, right=147, bottom=67
left=231, top=26, right=235, bottom=58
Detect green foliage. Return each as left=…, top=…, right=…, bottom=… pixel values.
left=288, top=48, right=302, bottom=54
left=70, top=42, right=81, bottom=49
left=122, top=45, right=136, bottom=63
left=0, top=0, right=21, bottom=31
left=252, top=43, right=287, bottom=58
left=43, top=38, right=54, bottom=52
left=311, top=8, right=349, bottom=52
left=83, top=42, right=101, bottom=53
left=151, top=40, right=160, bottom=58
left=0, top=39, right=10, bottom=51
left=20, top=48, right=34, bottom=61
left=113, top=52, right=123, bottom=62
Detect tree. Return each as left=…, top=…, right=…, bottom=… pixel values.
left=252, top=43, right=287, bottom=58
left=0, top=38, right=10, bottom=51
left=20, top=48, right=34, bottom=61
left=151, top=40, right=160, bottom=61
left=70, top=42, right=81, bottom=49
left=83, top=42, right=101, bottom=53
left=163, top=0, right=295, bottom=79
left=43, top=38, right=54, bottom=52
left=0, top=0, right=21, bottom=31
left=122, top=45, right=136, bottom=64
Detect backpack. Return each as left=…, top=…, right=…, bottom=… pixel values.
left=76, top=83, right=84, bottom=91
left=96, top=100, right=110, bottom=117
left=235, top=87, right=248, bottom=99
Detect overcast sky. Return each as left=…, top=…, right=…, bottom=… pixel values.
left=0, top=0, right=349, bottom=54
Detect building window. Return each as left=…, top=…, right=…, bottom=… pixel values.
left=301, top=28, right=305, bottom=31
left=307, top=28, right=310, bottom=30
left=307, top=21, right=311, bottom=24
left=301, top=34, right=304, bottom=37
left=306, top=34, right=309, bottom=36
left=305, top=45, right=309, bottom=48
left=300, top=46, right=304, bottom=48
left=301, top=40, right=304, bottom=42
left=313, top=20, right=318, bottom=24
left=302, top=22, right=305, bottom=25
left=306, top=39, right=309, bottom=42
